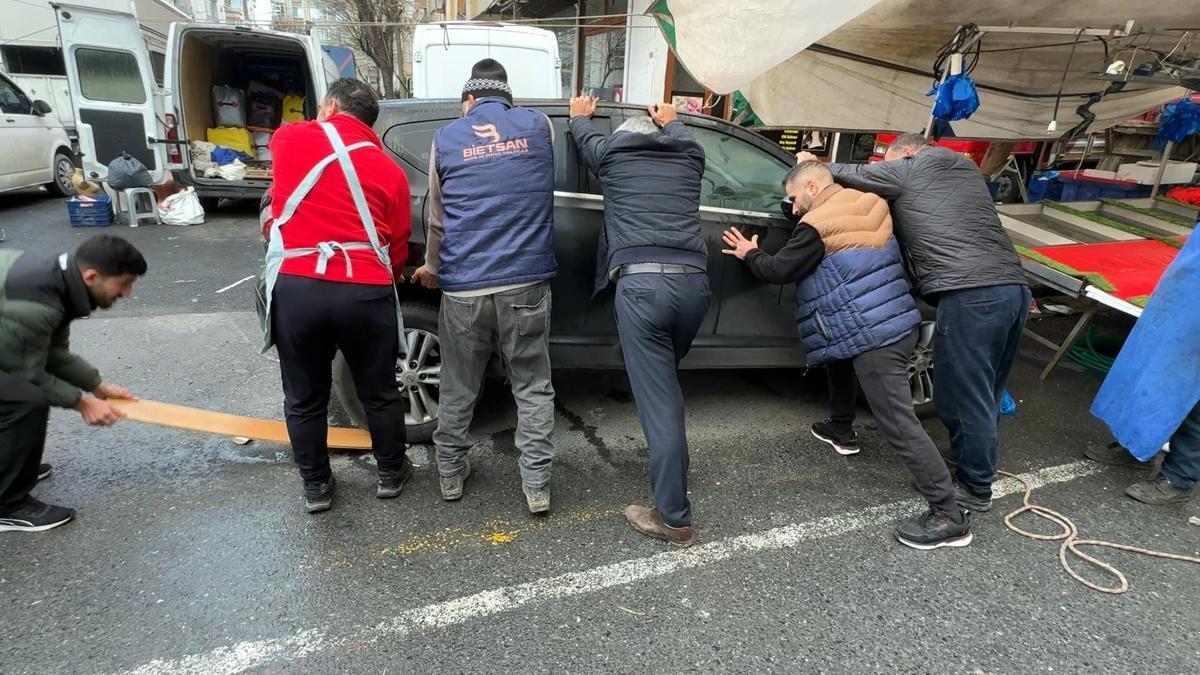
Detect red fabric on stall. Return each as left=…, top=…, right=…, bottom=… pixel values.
left=1031, top=239, right=1183, bottom=301
left=1165, top=186, right=1200, bottom=206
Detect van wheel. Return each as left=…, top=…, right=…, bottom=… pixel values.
left=909, top=320, right=936, bottom=419
left=332, top=301, right=441, bottom=443
left=199, top=197, right=221, bottom=212
left=46, top=151, right=77, bottom=197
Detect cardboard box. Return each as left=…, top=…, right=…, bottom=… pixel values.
left=1116, top=161, right=1198, bottom=185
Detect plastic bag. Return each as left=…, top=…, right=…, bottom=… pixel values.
left=252, top=131, right=272, bottom=161
left=158, top=186, right=205, bottom=226
left=217, top=160, right=246, bottom=181
left=107, top=152, right=153, bottom=190
left=191, top=141, right=216, bottom=175
left=212, top=146, right=253, bottom=165
left=247, top=91, right=282, bottom=128
left=212, top=85, right=247, bottom=127
left=206, top=127, right=255, bottom=157
left=281, top=95, right=305, bottom=123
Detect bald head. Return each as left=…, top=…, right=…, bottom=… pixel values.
left=783, top=160, right=834, bottom=217
left=883, top=132, right=932, bottom=161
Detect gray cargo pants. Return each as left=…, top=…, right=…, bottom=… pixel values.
left=433, top=282, right=556, bottom=488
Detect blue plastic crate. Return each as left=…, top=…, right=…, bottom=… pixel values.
left=67, top=195, right=114, bottom=227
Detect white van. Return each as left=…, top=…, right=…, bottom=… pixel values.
left=52, top=3, right=336, bottom=210
left=0, top=71, right=75, bottom=196
left=412, top=23, right=562, bottom=99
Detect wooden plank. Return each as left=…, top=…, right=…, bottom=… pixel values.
left=110, top=399, right=372, bottom=450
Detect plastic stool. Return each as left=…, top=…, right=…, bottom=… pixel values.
left=121, top=187, right=159, bottom=227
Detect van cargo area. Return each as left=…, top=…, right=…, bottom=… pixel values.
left=177, top=28, right=318, bottom=194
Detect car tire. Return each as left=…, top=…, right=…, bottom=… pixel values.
left=45, top=151, right=77, bottom=197
left=332, top=300, right=441, bottom=444
left=199, top=196, right=221, bottom=213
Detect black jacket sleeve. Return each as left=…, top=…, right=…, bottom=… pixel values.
left=567, top=116, right=608, bottom=176
left=743, top=223, right=824, bottom=284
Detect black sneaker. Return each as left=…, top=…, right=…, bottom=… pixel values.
left=811, top=421, right=860, bottom=456
left=37, top=463, right=53, bottom=481
left=1085, top=442, right=1148, bottom=468
left=954, top=485, right=992, bottom=513
left=0, top=497, right=75, bottom=532
left=377, top=462, right=414, bottom=499
left=894, top=508, right=972, bottom=550
left=303, top=476, right=335, bottom=514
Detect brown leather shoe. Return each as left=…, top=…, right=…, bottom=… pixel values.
left=624, top=504, right=695, bottom=547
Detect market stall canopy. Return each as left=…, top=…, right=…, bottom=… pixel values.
left=650, top=0, right=1200, bottom=139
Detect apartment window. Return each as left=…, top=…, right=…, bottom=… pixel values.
left=0, top=46, right=66, bottom=76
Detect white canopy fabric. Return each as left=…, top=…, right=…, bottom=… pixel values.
left=650, top=0, right=1199, bottom=138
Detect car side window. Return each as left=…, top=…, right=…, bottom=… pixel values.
left=381, top=120, right=449, bottom=175
left=0, top=76, right=32, bottom=115
left=556, top=115, right=611, bottom=195
left=688, top=125, right=790, bottom=213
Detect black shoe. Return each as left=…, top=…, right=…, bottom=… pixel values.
left=37, top=463, right=53, bottom=481
left=954, top=485, right=992, bottom=513
left=811, top=421, right=860, bottom=456
left=1085, top=442, right=1149, bottom=468
left=377, top=462, right=414, bottom=499
left=0, top=497, right=75, bottom=532
left=894, top=508, right=972, bottom=550
left=303, top=476, right=335, bottom=514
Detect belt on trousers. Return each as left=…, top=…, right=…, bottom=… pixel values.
left=616, top=263, right=705, bottom=277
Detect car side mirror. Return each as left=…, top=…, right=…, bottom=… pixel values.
left=32, top=100, right=52, bottom=116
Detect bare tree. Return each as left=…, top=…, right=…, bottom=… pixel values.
left=324, top=0, right=415, bottom=98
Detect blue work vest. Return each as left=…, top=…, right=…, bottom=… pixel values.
left=433, top=98, right=557, bottom=292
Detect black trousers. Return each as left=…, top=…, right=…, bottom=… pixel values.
left=272, top=274, right=408, bottom=483
left=0, top=371, right=50, bottom=513
left=826, top=331, right=957, bottom=515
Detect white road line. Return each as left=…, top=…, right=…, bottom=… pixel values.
left=122, top=460, right=1103, bottom=675
left=215, top=275, right=255, bottom=294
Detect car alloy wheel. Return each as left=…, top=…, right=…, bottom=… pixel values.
left=908, top=320, right=935, bottom=410
left=396, top=326, right=441, bottom=426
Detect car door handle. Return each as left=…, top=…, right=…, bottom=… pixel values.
left=4, top=118, right=16, bottom=123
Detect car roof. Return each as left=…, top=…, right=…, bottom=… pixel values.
left=375, top=99, right=794, bottom=164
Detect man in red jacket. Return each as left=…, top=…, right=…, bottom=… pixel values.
left=265, top=78, right=412, bottom=513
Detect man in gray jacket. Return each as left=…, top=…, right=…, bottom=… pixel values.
left=799, top=133, right=1030, bottom=513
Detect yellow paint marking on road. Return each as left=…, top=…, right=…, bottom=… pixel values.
left=379, top=508, right=621, bottom=556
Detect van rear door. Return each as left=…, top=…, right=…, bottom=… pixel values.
left=52, top=3, right=166, bottom=182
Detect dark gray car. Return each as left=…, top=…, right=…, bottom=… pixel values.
left=326, top=101, right=935, bottom=442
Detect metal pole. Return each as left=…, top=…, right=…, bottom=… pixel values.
left=1150, top=140, right=1175, bottom=198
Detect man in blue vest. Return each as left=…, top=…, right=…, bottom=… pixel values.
left=409, top=60, right=558, bottom=514
left=723, top=161, right=971, bottom=550
left=568, top=97, right=709, bottom=547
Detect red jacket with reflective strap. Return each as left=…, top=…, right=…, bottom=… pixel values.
left=268, top=113, right=410, bottom=285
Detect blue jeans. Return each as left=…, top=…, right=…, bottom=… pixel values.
left=1163, top=399, right=1200, bottom=490
left=933, top=284, right=1032, bottom=497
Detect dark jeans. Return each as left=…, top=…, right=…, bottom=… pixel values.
left=1163, top=399, right=1200, bottom=490
left=933, top=284, right=1032, bottom=497
left=272, top=274, right=409, bottom=483
left=826, top=331, right=957, bottom=515
left=0, top=372, right=50, bottom=513
left=434, top=282, right=556, bottom=488
left=615, top=272, right=711, bottom=528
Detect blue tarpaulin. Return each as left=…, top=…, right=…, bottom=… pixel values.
left=1154, top=98, right=1200, bottom=151
left=928, top=74, right=980, bottom=122
left=1092, top=231, right=1200, bottom=460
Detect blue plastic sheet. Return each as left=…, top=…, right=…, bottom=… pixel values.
left=928, top=74, right=980, bottom=122
left=1153, top=99, right=1200, bottom=152
left=1092, top=231, right=1200, bottom=460
left=212, top=146, right=254, bottom=166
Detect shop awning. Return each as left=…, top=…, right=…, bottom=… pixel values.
left=650, top=0, right=1200, bottom=138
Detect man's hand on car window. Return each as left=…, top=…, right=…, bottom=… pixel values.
left=570, top=95, right=598, bottom=119
left=409, top=265, right=439, bottom=290
left=721, top=227, right=759, bottom=260
left=795, top=151, right=819, bottom=164
left=648, top=102, right=678, bottom=127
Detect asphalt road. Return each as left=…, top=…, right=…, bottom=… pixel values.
left=1, top=189, right=1197, bottom=674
